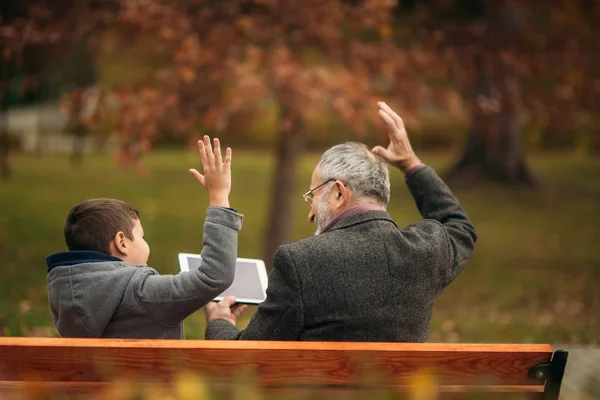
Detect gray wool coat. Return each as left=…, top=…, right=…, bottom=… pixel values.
left=47, top=207, right=243, bottom=339
left=206, top=166, right=477, bottom=342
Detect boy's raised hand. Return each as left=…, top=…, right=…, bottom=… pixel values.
left=189, top=135, right=232, bottom=208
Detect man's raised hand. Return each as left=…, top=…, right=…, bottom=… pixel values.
left=372, top=102, right=422, bottom=174
left=189, top=135, right=232, bottom=208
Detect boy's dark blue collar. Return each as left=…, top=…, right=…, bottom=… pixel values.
left=46, top=251, right=122, bottom=273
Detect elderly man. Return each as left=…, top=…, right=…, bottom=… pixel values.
left=204, top=102, right=477, bottom=342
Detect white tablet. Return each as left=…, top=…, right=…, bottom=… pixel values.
left=177, top=253, right=268, bottom=305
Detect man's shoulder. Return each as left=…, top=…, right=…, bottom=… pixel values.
left=277, top=230, right=358, bottom=266
left=281, top=234, right=332, bottom=253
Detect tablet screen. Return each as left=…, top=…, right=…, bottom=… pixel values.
left=178, top=254, right=268, bottom=305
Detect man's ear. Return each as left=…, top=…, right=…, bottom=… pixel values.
left=111, top=231, right=129, bottom=257
left=334, top=181, right=349, bottom=204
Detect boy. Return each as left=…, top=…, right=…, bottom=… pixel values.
left=46, top=136, right=242, bottom=339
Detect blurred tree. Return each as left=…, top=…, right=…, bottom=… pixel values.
left=4, top=0, right=598, bottom=264
left=444, top=0, right=536, bottom=182
left=73, top=0, right=600, bottom=264
left=394, top=0, right=600, bottom=182
left=0, top=0, right=27, bottom=179
left=0, top=0, right=117, bottom=178
left=93, top=0, right=410, bottom=269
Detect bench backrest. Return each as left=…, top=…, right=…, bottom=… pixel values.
left=0, top=338, right=567, bottom=399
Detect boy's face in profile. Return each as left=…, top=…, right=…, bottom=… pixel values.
left=113, top=218, right=150, bottom=265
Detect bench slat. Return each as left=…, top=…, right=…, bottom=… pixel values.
left=0, top=381, right=544, bottom=392
left=0, top=381, right=545, bottom=400
left=0, top=338, right=552, bottom=387
left=0, top=337, right=554, bottom=351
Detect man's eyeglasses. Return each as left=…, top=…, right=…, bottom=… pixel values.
left=302, top=179, right=335, bottom=206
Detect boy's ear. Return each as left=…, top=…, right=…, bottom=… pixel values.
left=111, top=231, right=129, bottom=257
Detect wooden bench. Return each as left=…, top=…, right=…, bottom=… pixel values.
left=0, top=338, right=567, bottom=399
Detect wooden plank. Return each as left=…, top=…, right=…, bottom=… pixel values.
left=0, top=381, right=544, bottom=400
left=0, top=381, right=107, bottom=394
left=0, top=338, right=552, bottom=387
left=0, top=381, right=544, bottom=392
left=0, top=337, right=554, bottom=352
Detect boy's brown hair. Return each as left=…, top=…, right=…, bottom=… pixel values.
left=64, top=198, right=140, bottom=254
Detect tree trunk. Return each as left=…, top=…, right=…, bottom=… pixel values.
left=71, top=125, right=86, bottom=166
left=448, top=53, right=535, bottom=185
left=449, top=1, right=535, bottom=185
left=262, top=103, right=304, bottom=272
left=0, top=85, right=10, bottom=180
left=541, top=98, right=576, bottom=149
left=69, top=89, right=87, bottom=166
left=493, top=61, right=534, bottom=183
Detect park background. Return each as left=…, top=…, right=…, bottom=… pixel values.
left=0, top=1, right=599, bottom=397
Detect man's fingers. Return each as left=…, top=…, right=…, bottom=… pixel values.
left=372, top=146, right=394, bottom=162
left=213, top=138, right=222, bottom=164
left=231, top=304, right=248, bottom=318
left=378, top=109, right=398, bottom=133
left=204, top=301, right=218, bottom=312
left=219, top=296, right=237, bottom=307
left=378, top=101, right=404, bottom=131
left=189, top=169, right=205, bottom=186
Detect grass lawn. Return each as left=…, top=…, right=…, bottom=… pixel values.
left=0, top=149, right=598, bottom=343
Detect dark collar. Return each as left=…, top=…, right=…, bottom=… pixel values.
left=46, top=250, right=122, bottom=273
left=327, top=209, right=398, bottom=233
left=321, top=204, right=385, bottom=234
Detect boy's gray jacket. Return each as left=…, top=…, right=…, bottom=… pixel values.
left=46, top=207, right=242, bottom=339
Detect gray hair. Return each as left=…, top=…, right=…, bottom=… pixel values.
left=318, top=142, right=390, bottom=206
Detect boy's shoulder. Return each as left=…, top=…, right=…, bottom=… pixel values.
left=46, top=250, right=158, bottom=276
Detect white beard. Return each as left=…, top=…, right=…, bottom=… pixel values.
left=314, top=195, right=335, bottom=236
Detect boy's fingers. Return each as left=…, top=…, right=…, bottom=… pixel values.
left=189, top=169, right=205, bottom=187
left=197, top=140, right=208, bottom=168
left=213, top=138, right=222, bottom=164
left=224, top=147, right=232, bottom=165
left=203, top=135, right=215, bottom=163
